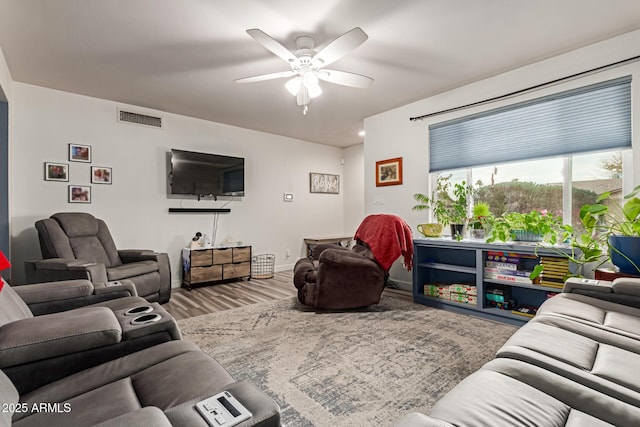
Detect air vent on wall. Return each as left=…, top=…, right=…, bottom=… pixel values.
left=117, top=108, right=163, bottom=128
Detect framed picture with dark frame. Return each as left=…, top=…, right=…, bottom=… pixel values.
left=309, top=173, right=340, bottom=194
left=69, top=143, right=91, bottom=162
left=91, top=166, right=112, bottom=184
left=68, top=185, right=91, bottom=203
left=44, top=162, right=69, bottom=182
left=375, top=157, right=403, bottom=187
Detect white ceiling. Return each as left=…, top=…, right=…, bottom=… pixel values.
left=1, top=0, right=640, bottom=147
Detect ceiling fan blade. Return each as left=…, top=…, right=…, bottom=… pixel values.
left=234, top=70, right=295, bottom=84
left=246, top=29, right=297, bottom=63
left=317, top=69, right=373, bottom=88
left=312, top=27, right=368, bottom=67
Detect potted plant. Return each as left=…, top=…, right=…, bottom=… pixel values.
left=579, top=185, right=640, bottom=274
left=413, top=175, right=472, bottom=241
left=412, top=195, right=445, bottom=238
left=486, top=209, right=563, bottom=244
left=469, top=202, right=493, bottom=240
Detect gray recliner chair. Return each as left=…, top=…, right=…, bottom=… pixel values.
left=0, top=279, right=178, bottom=394
left=24, top=212, right=171, bottom=303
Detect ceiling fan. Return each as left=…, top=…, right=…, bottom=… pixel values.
left=235, top=27, right=373, bottom=115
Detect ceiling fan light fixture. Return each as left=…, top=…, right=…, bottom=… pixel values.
left=302, top=72, right=319, bottom=89
left=308, top=85, right=322, bottom=99
left=285, top=77, right=301, bottom=96
left=239, top=27, right=372, bottom=115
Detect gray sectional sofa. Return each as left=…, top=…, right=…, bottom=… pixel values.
left=396, top=277, right=640, bottom=427
left=0, top=279, right=281, bottom=426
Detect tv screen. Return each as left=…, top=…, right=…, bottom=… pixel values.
left=170, top=149, right=245, bottom=197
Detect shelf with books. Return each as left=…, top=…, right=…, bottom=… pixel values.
left=412, top=239, right=572, bottom=326
left=483, top=278, right=564, bottom=293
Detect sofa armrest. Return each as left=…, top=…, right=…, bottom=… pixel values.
left=12, top=279, right=95, bottom=304
left=0, top=307, right=122, bottom=367
left=612, top=277, right=640, bottom=296
left=27, top=258, right=97, bottom=270
left=94, top=279, right=138, bottom=297
left=118, top=249, right=161, bottom=263
left=165, top=381, right=281, bottom=427
left=92, top=407, right=172, bottom=427
left=24, top=258, right=109, bottom=284
left=563, top=277, right=640, bottom=308
left=563, top=277, right=613, bottom=294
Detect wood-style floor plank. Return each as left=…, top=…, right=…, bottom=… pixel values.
left=163, top=270, right=412, bottom=321
left=163, top=270, right=297, bottom=321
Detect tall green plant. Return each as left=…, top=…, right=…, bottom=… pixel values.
left=413, top=175, right=472, bottom=225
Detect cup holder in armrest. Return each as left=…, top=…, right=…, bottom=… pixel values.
left=130, top=313, right=162, bottom=325
left=124, top=306, right=154, bottom=316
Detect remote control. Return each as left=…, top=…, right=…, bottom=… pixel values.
left=195, top=391, right=251, bottom=427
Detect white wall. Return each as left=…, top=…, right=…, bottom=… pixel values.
left=364, top=29, right=640, bottom=290
left=10, top=83, right=347, bottom=286
left=341, top=143, right=365, bottom=236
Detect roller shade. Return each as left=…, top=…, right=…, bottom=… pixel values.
left=429, top=76, right=632, bottom=172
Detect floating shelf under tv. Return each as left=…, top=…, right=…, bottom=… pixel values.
left=168, top=208, right=231, bottom=213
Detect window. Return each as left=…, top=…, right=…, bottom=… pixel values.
left=430, top=149, right=628, bottom=228
left=426, top=76, right=632, bottom=229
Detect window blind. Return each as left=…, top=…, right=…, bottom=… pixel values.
left=428, top=76, right=632, bottom=172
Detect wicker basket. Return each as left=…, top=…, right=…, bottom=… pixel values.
left=251, top=253, right=275, bottom=279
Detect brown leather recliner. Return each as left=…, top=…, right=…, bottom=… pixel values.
left=293, top=214, right=414, bottom=310
left=293, top=242, right=387, bottom=310
left=24, top=212, right=171, bottom=303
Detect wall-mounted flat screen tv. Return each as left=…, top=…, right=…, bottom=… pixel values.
left=170, top=149, right=245, bottom=198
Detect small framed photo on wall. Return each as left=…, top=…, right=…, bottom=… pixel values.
left=91, top=166, right=112, bottom=184
left=375, top=157, right=403, bottom=187
left=44, top=162, right=69, bottom=182
left=69, top=143, right=91, bottom=162
left=68, top=185, right=91, bottom=203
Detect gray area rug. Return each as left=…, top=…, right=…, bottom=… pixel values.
left=177, top=294, right=518, bottom=426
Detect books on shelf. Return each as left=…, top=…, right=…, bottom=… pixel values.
left=484, top=271, right=533, bottom=285
left=486, top=251, right=536, bottom=262
left=483, top=252, right=572, bottom=287
left=539, top=256, right=570, bottom=288
left=511, top=305, right=538, bottom=318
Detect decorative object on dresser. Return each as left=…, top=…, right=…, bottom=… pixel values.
left=182, top=245, right=252, bottom=290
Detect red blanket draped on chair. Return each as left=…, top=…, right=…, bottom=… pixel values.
left=354, top=214, right=413, bottom=271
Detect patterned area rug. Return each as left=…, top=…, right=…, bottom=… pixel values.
left=177, top=294, right=518, bottom=426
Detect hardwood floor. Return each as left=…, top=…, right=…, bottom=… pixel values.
left=163, top=270, right=297, bottom=321
left=163, top=269, right=413, bottom=321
